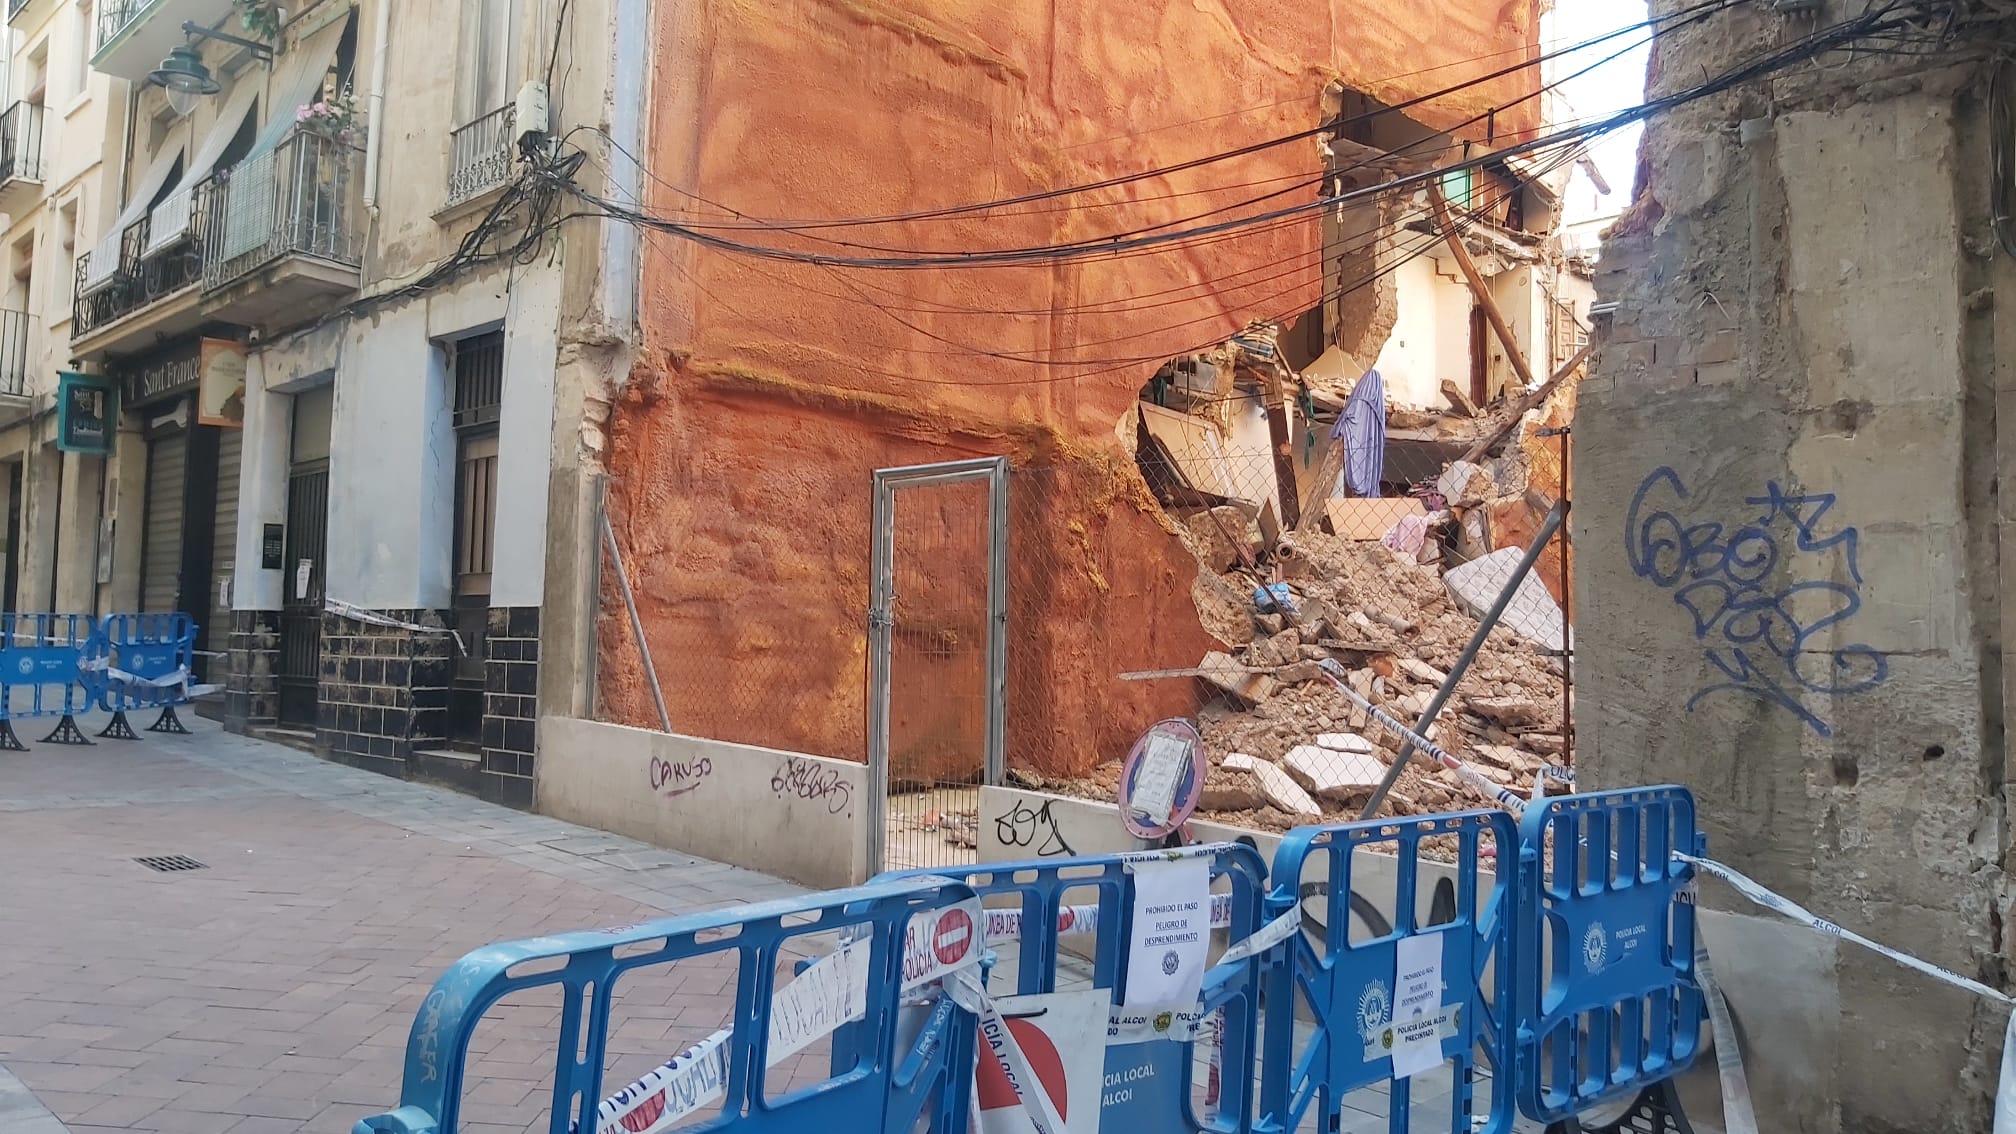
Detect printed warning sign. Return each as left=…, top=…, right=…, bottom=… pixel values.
left=974, top=988, right=1108, bottom=1134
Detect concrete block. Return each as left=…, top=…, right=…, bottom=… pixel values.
left=1444, top=547, right=1567, bottom=651
left=1222, top=753, right=1322, bottom=817
left=1283, top=745, right=1387, bottom=801
left=1316, top=732, right=1376, bottom=754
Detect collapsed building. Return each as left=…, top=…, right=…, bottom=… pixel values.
left=596, top=0, right=1564, bottom=795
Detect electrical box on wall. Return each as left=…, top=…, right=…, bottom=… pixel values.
left=515, top=81, right=551, bottom=145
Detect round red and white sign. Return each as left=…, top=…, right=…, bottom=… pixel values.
left=934, top=908, right=973, bottom=967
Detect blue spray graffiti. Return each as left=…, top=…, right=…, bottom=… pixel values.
left=1625, top=468, right=1887, bottom=737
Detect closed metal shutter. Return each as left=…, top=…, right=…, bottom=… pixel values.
left=141, top=431, right=187, bottom=614
left=209, top=428, right=241, bottom=642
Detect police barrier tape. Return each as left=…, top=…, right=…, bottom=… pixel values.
left=355, top=785, right=2016, bottom=1134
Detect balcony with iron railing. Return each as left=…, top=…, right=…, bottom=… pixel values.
left=91, top=0, right=234, bottom=82
left=445, top=104, right=517, bottom=209
left=200, top=131, right=365, bottom=320
left=73, top=132, right=362, bottom=354
left=0, top=101, right=45, bottom=212
left=71, top=180, right=213, bottom=346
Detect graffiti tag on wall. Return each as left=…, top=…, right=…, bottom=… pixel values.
left=772, top=758, right=853, bottom=816
left=649, top=755, right=713, bottom=798
left=994, top=798, right=1076, bottom=857
left=1625, top=468, right=1887, bottom=737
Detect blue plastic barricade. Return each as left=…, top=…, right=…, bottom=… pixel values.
left=871, top=842, right=1280, bottom=1134
left=1259, top=809, right=1519, bottom=1134
left=0, top=613, right=104, bottom=749
left=95, top=612, right=200, bottom=739
left=352, top=876, right=987, bottom=1134
left=1512, top=786, right=1704, bottom=1126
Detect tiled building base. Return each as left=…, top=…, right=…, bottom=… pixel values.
left=304, top=605, right=538, bottom=810
left=223, top=610, right=281, bottom=732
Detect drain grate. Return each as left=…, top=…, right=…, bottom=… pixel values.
left=134, top=855, right=208, bottom=873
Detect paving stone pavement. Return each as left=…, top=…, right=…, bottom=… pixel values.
left=0, top=714, right=815, bottom=1134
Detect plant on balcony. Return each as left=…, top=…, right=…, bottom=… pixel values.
left=294, top=91, right=362, bottom=147
left=232, top=0, right=283, bottom=42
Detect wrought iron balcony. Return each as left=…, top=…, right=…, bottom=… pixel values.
left=95, top=0, right=143, bottom=50
left=73, top=132, right=362, bottom=352
left=202, top=131, right=363, bottom=293
left=71, top=182, right=212, bottom=342
left=0, top=101, right=45, bottom=187
left=446, top=104, right=517, bottom=208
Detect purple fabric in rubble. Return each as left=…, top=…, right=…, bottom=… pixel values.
left=1334, top=368, right=1387, bottom=496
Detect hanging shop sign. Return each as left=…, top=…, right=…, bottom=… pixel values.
left=198, top=338, right=248, bottom=428
left=57, top=372, right=118, bottom=455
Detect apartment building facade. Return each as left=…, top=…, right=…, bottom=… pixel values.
left=5, top=0, right=634, bottom=805
left=0, top=0, right=127, bottom=619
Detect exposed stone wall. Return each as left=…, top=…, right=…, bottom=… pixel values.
left=223, top=610, right=280, bottom=732
left=1574, top=6, right=2008, bottom=1129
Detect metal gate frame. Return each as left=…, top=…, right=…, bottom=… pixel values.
left=865, top=457, right=1007, bottom=872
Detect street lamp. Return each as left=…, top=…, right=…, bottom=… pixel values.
left=146, top=21, right=273, bottom=112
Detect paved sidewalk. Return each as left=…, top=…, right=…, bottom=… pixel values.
left=0, top=715, right=807, bottom=1134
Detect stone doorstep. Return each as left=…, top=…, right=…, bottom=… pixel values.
left=254, top=727, right=318, bottom=756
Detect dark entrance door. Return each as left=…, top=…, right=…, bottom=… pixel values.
left=277, top=463, right=327, bottom=728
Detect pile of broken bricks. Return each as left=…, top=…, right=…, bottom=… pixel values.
left=1086, top=520, right=1569, bottom=831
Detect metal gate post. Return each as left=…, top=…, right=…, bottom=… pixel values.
left=984, top=457, right=1007, bottom=785
left=866, top=471, right=898, bottom=874
left=865, top=456, right=1010, bottom=873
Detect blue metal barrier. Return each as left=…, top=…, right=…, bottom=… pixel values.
left=1259, top=809, right=1519, bottom=1134
left=95, top=612, right=199, bottom=739
left=874, top=842, right=1276, bottom=1134
left=352, top=876, right=986, bottom=1134
left=0, top=613, right=104, bottom=749
left=1512, top=786, right=1704, bottom=1126
left=353, top=793, right=1716, bottom=1134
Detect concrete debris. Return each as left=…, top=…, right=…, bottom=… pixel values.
left=1173, top=525, right=1568, bottom=828
left=1200, top=771, right=1267, bottom=812
left=1197, top=651, right=1274, bottom=704
left=1187, top=506, right=1261, bottom=572
left=1273, top=660, right=1326, bottom=684
left=1399, top=657, right=1448, bottom=686
left=1284, top=745, right=1388, bottom=801
left=1437, top=460, right=1496, bottom=507
left=1467, top=696, right=1545, bottom=728
left=1223, top=753, right=1323, bottom=817
left=1444, top=547, right=1567, bottom=650
left=1247, top=629, right=1304, bottom=669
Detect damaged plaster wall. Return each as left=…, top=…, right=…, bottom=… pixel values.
left=609, top=0, right=1544, bottom=777
left=1574, top=5, right=2007, bottom=1131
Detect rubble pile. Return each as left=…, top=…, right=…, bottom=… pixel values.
left=1192, top=531, right=1563, bottom=828
left=1057, top=527, right=1568, bottom=833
